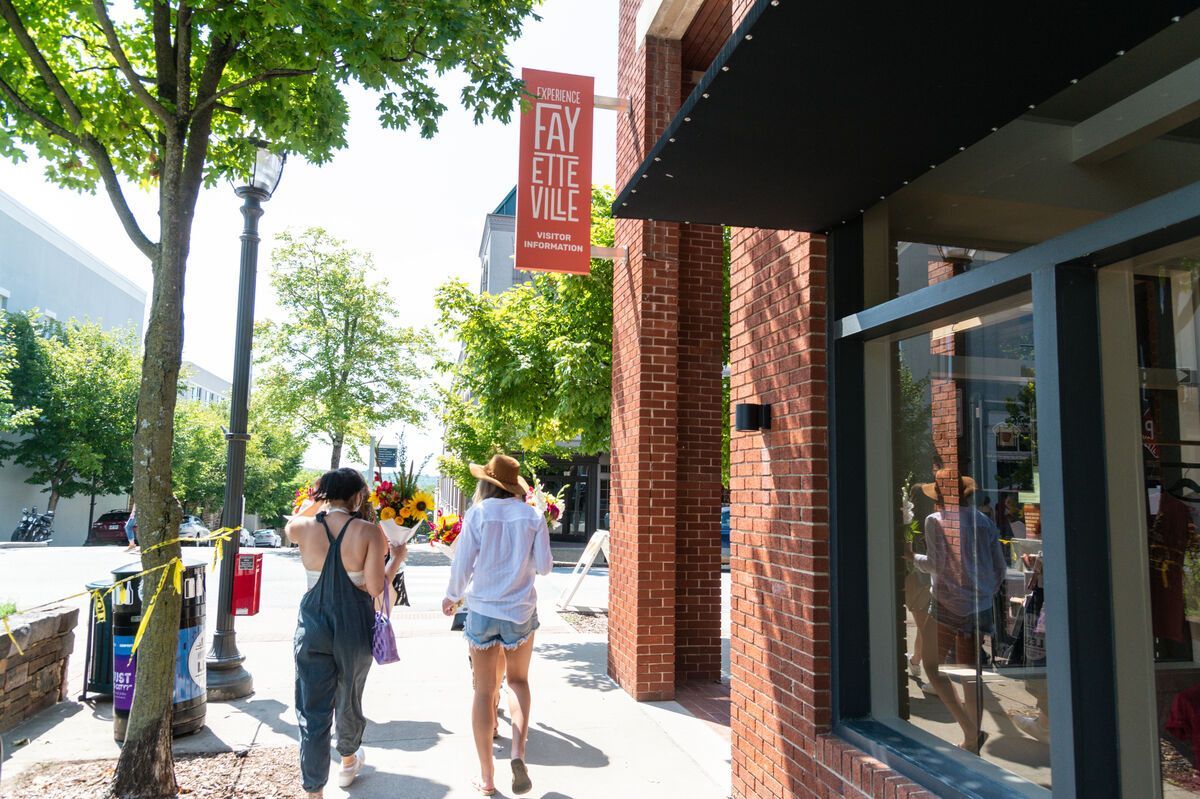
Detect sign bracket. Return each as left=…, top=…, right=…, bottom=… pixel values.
left=594, top=94, right=630, bottom=114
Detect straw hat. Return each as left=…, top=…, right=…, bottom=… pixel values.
left=915, top=470, right=976, bottom=502
left=470, top=454, right=530, bottom=498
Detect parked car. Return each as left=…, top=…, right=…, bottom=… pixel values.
left=239, top=528, right=255, bottom=548
left=253, top=528, right=281, bottom=548
left=179, top=515, right=211, bottom=544
left=720, top=505, right=731, bottom=547
left=88, top=509, right=132, bottom=546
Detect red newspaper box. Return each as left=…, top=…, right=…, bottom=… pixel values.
left=232, top=552, right=262, bottom=616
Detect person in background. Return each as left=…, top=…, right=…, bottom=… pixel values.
left=908, top=471, right=1007, bottom=753
left=286, top=467, right=407, bottom=799
left=124, top=505, right=138, bottom=553
left=443, top=454, right=553, bottom=797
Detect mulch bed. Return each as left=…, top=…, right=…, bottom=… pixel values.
left=559, top=610, right=607, bottom=635
left=2, top=747, right=307, bottom=799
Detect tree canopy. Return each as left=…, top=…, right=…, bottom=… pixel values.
left=0, top=0, right=539, bottom=245
left=435, top=186, right=615, bottom=491
left=0, top=313, right=140, bottom=509
left=255, top=227, right=435, bottom=469
left=244, top=398, right=309, bottom=527
left=170, top=397, right=227, bottom=516
left=171, top=394, right=307, bottom=524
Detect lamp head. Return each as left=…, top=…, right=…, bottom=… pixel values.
left=237, top=139, right=286, bottom=199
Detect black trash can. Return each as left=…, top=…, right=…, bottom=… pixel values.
left=111, top=559, right=207, bottom=741
left=82, top=578, right=114, bottom=698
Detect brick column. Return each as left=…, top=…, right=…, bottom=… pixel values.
left=676, top=223, right=725, bottom=684
left=610, top=0, right=724, bottom=699
left=728, top=228, right=832, bottom=797
left=609, top=0, right=683, bottom=701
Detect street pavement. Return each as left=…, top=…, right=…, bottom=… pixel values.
left=0, top=544, right=731, bottom=798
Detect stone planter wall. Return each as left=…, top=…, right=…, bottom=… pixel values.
left=0, top=606, right=78, bottom=732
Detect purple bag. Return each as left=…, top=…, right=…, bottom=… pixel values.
left=372, top=583, right=400, bottom=665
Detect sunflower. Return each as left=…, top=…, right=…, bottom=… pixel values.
left=368, top=491, right=380, bottom=510
left=403, top=490, right=435, bottom=523
left=380, top=506, right=397, bottom=522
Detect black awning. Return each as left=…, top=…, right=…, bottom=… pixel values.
left=613, top=1, right=1200, bottom=232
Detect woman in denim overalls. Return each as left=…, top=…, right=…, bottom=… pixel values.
left=287, top=468, right=407, bottom=798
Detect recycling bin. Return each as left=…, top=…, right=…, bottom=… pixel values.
left=111, top=559, right=207, bottom=741
left=81, top=578, right=114, bottom=698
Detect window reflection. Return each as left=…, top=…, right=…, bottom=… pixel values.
left=894, top=290, right=1051, bottom=787
left=1125, top=244, right=1200, bottom=797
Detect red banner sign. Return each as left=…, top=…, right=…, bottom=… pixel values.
left=516, top=68, right=594, bottom=275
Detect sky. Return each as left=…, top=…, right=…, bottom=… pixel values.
left=0, top=0, right=618, bottom=473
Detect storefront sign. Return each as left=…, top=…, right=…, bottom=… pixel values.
left=516, top=68, right=594, bottom=275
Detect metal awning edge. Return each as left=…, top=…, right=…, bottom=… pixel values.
left=612, top=0, right=774, bottom=225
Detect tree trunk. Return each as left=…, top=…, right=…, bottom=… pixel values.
left=111, top=137, right=187, bottom=799
left=330, top=433, right=343, bottom=469
left=47, top=488, right=60, bottom=512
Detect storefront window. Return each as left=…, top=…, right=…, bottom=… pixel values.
left=1110, top=239, right=1200, bottom=797
left=892, top=298, right=1052, bottom=788
left=896, top=243, right=1009, bottom=297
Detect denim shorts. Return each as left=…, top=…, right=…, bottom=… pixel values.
left=464, top=609, right=539, bottom=650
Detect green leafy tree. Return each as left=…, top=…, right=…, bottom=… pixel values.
left=244, top=398, right=308, bottom=527
left=171, top=396, right=306, bottom=524
left=0, top=314, right=139, bottom=511
left=170, top=398, right=227, bottom=516
left=0, top=1, right=537, bottom=792
left=436, top=186, right=615, bottom=492
left=256, top=227, right=435, bottom=470
left=0, top=314, right=21, bottom=431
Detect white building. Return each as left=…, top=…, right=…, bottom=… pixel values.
left=181, top=360, right=231, bottom=405
left=0, top=190, right=147, bottom=546
left=478, top=187, right=526, bottom=295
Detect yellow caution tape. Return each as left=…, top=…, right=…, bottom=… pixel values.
left=141, top=526, right=238, bottom=555
left=2, top=526, right=239, bottom=655
left=92, top=590, right=106, bottom=624
left=131, top=557, right=177, bottom=655
left=2, top=616, right=24, bottom=656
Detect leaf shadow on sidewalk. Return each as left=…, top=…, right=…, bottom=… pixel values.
left=533, top=641, right=616, bottom=693
left=234, top=696, right=300, bottom=740
left=524, top=722, right=608, bottom=769
left=364, top=719, right=451, bottom=751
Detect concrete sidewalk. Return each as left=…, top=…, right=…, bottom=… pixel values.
left=0, top=547, right=730, bottom=799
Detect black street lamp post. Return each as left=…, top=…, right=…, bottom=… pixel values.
left=207, top=143, right=286, bottom=701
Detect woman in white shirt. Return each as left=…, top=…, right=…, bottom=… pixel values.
left=443, top=454, right=553, bottom=796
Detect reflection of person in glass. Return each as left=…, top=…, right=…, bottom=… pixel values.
left=907, top=470, right=1007, bottom=753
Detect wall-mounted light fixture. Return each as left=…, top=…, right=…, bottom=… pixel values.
left=735, top=403, right=772, bottom=432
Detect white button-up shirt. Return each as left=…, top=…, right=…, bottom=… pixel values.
left=445, top=497, right=553, bottom=623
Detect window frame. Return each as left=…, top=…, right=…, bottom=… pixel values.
left=828, top=180, right=1200, bottom=798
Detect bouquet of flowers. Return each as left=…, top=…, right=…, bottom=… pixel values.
left=370, top=460, right=434, bottom=545
left=526, top=475, right=567, bottom=530
left=292, top=484, right=316, bottom=515
left=428, top=509, right=463, bottom=559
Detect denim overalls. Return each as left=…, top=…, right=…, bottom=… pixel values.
left=294, top=512, right=374, bottom=792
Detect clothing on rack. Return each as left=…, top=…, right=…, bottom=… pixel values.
left=1149, top=492, right=1198, bottom=643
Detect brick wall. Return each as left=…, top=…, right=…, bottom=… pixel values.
left=610, top=0, right=724, bottom=699
left=728, top=227, right=832, bottom=797
left=0, top=606, right=77, bottom=732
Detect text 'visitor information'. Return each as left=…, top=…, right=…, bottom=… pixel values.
left=516, top=68, right=594, bottom=275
